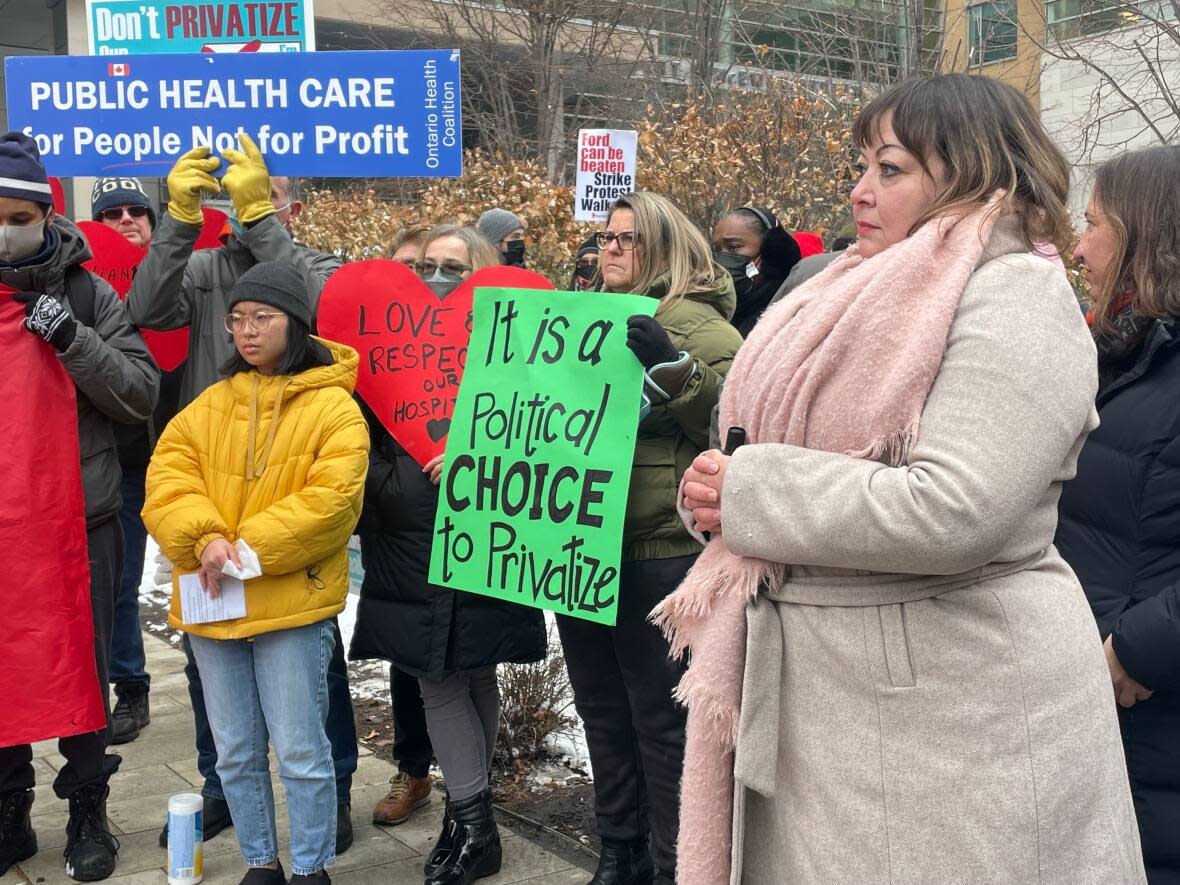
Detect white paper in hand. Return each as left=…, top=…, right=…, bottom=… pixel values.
left=179, top=573, right=247, bottom=625
left=221, top=539, right=262, bottom=581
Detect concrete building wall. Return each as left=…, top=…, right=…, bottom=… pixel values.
left=1040, top=18, right=1180, bottom=214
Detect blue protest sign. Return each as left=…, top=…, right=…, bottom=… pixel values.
left=3, top=50, right=462, bottom=178
left=86, top=0, right=316, bottom=54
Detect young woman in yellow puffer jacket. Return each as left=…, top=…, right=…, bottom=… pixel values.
left=143, top=261, right=369, bottom=885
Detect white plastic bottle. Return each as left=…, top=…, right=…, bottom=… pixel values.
left=167, top=793, right=204, bottom=885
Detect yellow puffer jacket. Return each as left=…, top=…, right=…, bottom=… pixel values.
left=144, top=339, right=370, bottom=639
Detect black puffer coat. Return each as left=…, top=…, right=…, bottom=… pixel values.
left=1056, top=318, right=1180, bottom=884
left=350, top=403, right=547, bottom=678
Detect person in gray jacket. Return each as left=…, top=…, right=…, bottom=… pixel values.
left=126, top=140, right=341, bottom=406
left=126, top=135, right=356, bottom=854
left=0, top=131, right=159, bottom=883
left=769, top=250, right=839, bottom=308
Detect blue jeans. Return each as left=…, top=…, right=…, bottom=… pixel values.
left=183, top=619, right=357, bottom=804
left=189, top=621, right=337, bottom=875
left=111, top=469, right=149, bottom=686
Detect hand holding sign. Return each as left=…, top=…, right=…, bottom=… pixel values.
left=166, top=147, right=222, bottom=226
left=77, top=220, right=190, bottom=371
left=317, top=261, right=555, bottom=466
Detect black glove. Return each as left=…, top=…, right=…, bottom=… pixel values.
left=626, top=315, right=678, bottom=370
left=14, top=291, right=77, bottom=352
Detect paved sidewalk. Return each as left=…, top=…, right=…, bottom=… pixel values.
left=1, top=633, right=585, bottom=885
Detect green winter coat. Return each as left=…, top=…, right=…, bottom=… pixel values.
left=624, top=269, right=742, bottom=561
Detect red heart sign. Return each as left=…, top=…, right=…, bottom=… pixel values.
left=78, top=220, right=190, bottom=372
left=195, top=207, right=229, bottom=251
left=49, top=177, right=66, bottom=215
left=318, top=260, right=555, bottom=466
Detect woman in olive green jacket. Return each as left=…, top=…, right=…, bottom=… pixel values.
left=556, top=191, right=742, bottom=885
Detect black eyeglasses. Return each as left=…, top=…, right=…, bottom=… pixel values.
left=99, top=205, right=149, bottom=221
left=594, top=230, right=639, bottom=251
left=414, top=259, right=472, bottom=277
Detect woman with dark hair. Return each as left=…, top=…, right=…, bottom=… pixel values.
left=711, top=207, right=801, bottom=337
left=665, top=74, right=1144, bottom=883
left=1056, top=144, right=1180, bottom=881
left=143, top=261, right=370, bottom=885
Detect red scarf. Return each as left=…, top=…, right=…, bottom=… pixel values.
left=1085, top=291, right=1134, bottom=328
left=0, top=286, right=105, bottom=747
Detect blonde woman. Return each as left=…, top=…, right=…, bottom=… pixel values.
left=557, top=192, right=743, bottom=885
left=350, top=226, right=544, bottom=885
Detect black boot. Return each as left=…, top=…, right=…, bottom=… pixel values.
left=110, top=683, right=150, bottom=746
left=424, top=790, right=501, bottom=885
left=588, top=837, right=655, bottom=885
left=335, top=804, right=353, bottom=854
left=0, top=789, right=37, bottom=876
left=240, top=860, right=285, bottom=885
left=64, top=783, right=119, bottom=881
left=423, top=796, right=455, bottom=878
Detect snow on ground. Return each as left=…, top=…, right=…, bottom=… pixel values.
left=139, top=538, right=591, bottom=776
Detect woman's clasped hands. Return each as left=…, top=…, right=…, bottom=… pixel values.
left=198, top=537, right=242, bottom=598
left=682, top=450, right=731, bottom=535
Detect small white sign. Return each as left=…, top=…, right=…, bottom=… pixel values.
left=574, top=129, right=637, bottom=222
left=179, top=573, right=247, bottom=625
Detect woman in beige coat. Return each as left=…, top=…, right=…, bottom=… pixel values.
left=662, top=74, right=1146, bottom=884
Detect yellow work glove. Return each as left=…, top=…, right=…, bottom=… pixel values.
left=166, top=147, right=221, bottom=226
left=221, top=133, right=274, bottom=226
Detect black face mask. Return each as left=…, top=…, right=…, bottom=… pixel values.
left=573, top=263, right=596, bottom=290
left=504, top=239, right=526, bottom=268
left=715, top=250, right=757, bottom=299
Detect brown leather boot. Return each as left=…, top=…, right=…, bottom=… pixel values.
left=371, top=772, right=432, bottom=826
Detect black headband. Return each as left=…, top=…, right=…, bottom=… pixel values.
left=737, top=206, right=777, bottom=231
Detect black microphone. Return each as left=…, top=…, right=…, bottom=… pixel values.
left=723, top=426, right=747, bottom=456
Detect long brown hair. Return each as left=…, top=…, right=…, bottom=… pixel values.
left=854, top=74, right=1073, bottom=255
left=605, top=191, right=723, bottom=308
left=1088, top=145, right=1180, bottom=332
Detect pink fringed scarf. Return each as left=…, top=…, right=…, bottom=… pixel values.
left=650, top=201, right=1003, bottom=884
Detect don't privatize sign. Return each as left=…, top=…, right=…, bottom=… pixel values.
left=86, top=0, right=316, bottom=55
left=574, top=129, right=637, bottom=222
left=429, top=287, right=655, bottom=625
left=3, top=49, right=461, bottom=177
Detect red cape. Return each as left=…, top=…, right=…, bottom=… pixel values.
left=0, top=287, right=105, bottom=747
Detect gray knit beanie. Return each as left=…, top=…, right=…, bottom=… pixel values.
left=477, top=208, right=524, bottom=245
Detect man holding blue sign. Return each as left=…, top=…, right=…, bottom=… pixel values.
left=127, top=133, right=357, bottom=854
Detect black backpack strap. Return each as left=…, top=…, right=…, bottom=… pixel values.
left=64, top=265, right=98, bottom=328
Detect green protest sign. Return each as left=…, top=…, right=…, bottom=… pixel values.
left=429, top=286, right=656, bottom=625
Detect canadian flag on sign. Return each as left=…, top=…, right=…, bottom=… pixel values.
left=107, top=63, right=129, bottom=76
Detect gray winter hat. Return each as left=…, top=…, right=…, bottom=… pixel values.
left=228, top=261, right=312, bottom=327
left=477, top=208, right=524, bottom=245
